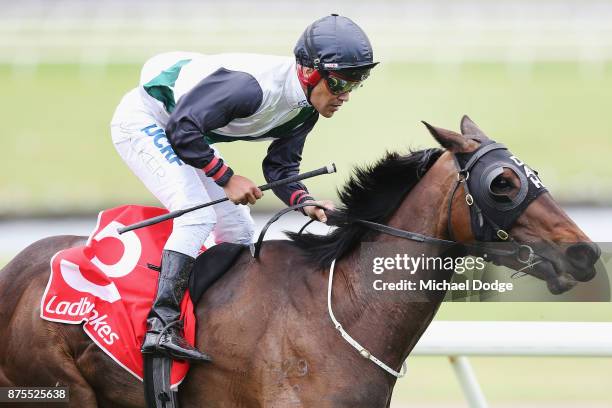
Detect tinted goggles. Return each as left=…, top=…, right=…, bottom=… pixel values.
left=323, top=72, right=365, bottom=95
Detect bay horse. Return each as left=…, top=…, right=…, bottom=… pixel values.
left=0, top=116, right=599, bottom=407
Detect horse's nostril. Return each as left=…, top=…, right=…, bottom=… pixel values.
left=566, top=242, right=601, bottom=269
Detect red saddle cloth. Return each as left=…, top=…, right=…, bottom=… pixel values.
left=40, top=205, right=196, bottom=388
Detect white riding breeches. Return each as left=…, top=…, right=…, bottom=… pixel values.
left=110, top=88, right=255, bottom=258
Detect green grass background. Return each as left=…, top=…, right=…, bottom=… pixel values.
left=2, top=62, right=612, bottom=215
left=3, top=62, right=612, bottom=405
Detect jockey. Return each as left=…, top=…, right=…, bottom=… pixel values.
left=110, top=14, right=378, bottom=362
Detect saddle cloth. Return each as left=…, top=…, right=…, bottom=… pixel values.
left=40, top=205, right=196, bottom=387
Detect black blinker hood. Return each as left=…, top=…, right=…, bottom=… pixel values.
left=454, top=140, right=548, bottom=241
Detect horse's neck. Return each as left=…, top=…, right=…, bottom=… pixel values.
left=333, top=160, right=456, bottom=376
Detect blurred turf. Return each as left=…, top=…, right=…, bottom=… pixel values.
left=391, top=355, right=612, bottom=405
left=2, top=61, right=612, bottom=216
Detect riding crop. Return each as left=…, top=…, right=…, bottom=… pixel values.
left=117, top=163, right=337, bottom=234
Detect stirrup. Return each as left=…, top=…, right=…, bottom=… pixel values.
left=154, top=321, right=212, bottom=362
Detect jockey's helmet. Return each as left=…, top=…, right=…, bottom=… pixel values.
left=294, top=14, right=378, bottom=98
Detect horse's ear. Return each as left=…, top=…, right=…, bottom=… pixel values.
left=421, top=121, right=466, bottom=152
left=460, top=115, right=489, bottom=141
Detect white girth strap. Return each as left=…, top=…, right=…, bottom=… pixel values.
left=327, top=259, right=408, bottom=378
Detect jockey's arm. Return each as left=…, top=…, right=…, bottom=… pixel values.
left=165, top=69, right=263, bottom=204
left=262, top=117, right=334, bottom=222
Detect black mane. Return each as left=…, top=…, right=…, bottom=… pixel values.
left=286, top=148, right=443, bottom=268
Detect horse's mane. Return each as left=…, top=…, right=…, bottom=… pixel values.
left=286, top=147, right=444, bottom=268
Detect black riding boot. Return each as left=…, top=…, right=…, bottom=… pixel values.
left=141, top=250, right=212, bottom=362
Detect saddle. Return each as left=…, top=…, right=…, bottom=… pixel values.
left=189, top=242, right=247, bottom=304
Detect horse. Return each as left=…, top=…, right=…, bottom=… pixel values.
left=0, top=116, right=599, bottom=407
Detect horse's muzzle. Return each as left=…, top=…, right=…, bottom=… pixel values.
left=565, top=242, right=601, bottom=282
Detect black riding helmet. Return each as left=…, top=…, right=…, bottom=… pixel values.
left=294, top=14, right=379, bottom=100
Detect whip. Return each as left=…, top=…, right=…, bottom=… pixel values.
left=117, top=163, right=336, bottom=234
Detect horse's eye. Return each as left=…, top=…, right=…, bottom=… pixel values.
left=490, top=175, right=513, bottom=196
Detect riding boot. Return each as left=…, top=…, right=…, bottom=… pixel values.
left=141, top=249, right=212, bottom=362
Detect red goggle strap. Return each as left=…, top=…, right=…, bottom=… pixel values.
left=297, top=66, right=323, bottom=88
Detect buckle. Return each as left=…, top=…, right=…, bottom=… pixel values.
left=497, top=230, right=509, bottom=240
left=457, top=171, right=469, bottom=182
left=517, top=245, right=535, bottom=264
